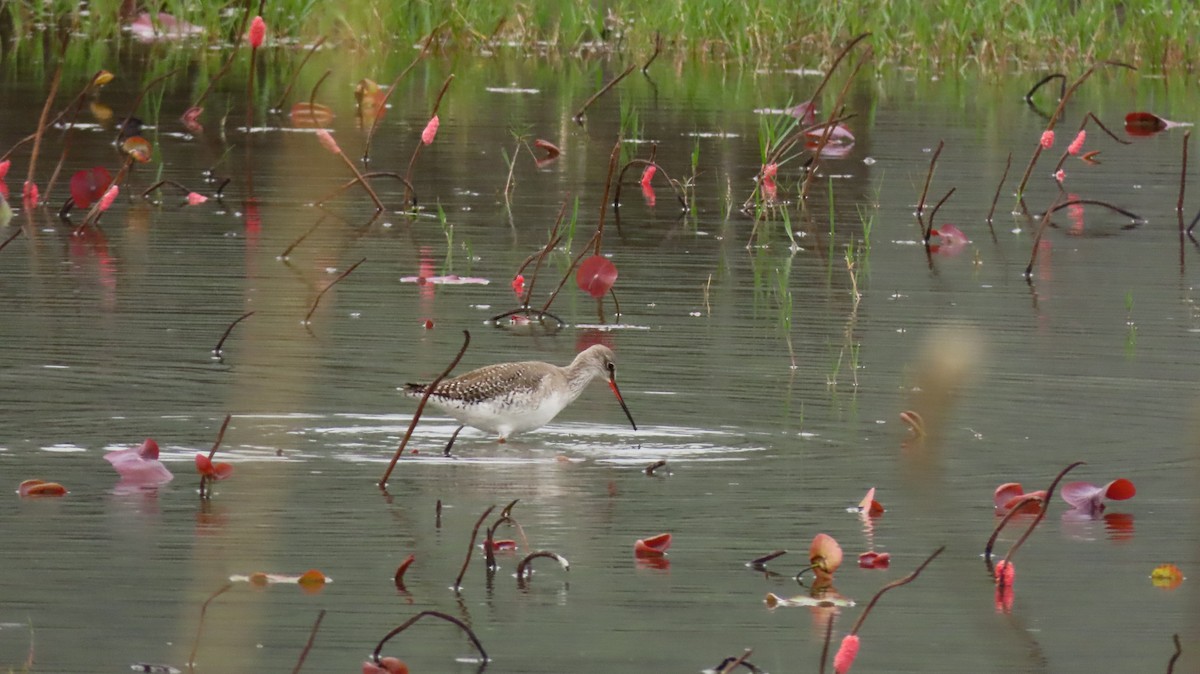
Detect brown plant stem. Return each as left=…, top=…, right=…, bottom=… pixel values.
left=199, top=414, right=233, bottom=497
left=748, top=550, right=788, bottom=567
left=290, top=609, right=326, bottom=674
left=515, top=551, right=569, bottom=580
left=454, top=505, right=496, bottom=591
left=915, top=139, right=945, bottom=230
left=924, top=187, right=956, bottom=243
left=46, top=70, right=111, bottom=202
left=986, top=152, right=1013, bottom=223
left=818, top=614, right=834, bottom=674
left=983, top=496, right=1042, bottom=572
left=379, top=330, right=470, bottom=485
left=362, top=24, right=444, bottom=163
left=800, top=46, right=872, bottom=199
left=280, top=215, right=327, bottom=259
left=188, top=582, right=233, bottom=667
left=848, top=546, right=945, bottom=636
left=191, top=3, right=256, bottom=110
left=316, top=172, right=415, bottom=210
left=642, top=32, right=663, bottom=74
left=1179, top=131, right=1190, bottom=213
left=369, top=610, right=489, bottom=665
left=0, top=227, right=24, bottom=254
left=1167, top=633, right=1182, bottom=674
left=213, top=310, right=256, bottom=356
left=1013, top=61, right=1133, bottom=203
left=572, top=63, right=636, bottom=125
left=643, top=459, right=668, bottom=475
left=1024, top=192, right=1066, bottom=279
left=142, top=179, right=199, bottom=201
left=997, top=461, right=1086, bottom=584
left=1036, top=199, right=1143, bottom=222
left=118, top=68, right=184, bottom=145
left=612, top=159, right=689, bottom=211
left=1024, top=73, right=1066, bottom=102
left=24, top=63, right=64, bottom=204
left=303, top=257, right=366, bottom=324
left=716, top=649, right=754, bottom=674
left=403, top=74, right=455, bottom=204
left=273, top=36, right=327, bottom=111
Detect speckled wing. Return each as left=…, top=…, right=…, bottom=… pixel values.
left=403, top=361, right=550, bottom=405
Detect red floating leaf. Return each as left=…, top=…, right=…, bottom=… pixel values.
left=533, top=139, right=561, bottom=167
left=993, top=482, right=1045, bottom=515
left=69, top=167, right=112, bottom=209
left=18, top=479, right=67, bottom=497
left=576, top=255, right=618, bottom=299
left=186, top=192, right=208, bottom=206
left=856, top=487, right=885, bottom=516
left=195, top=453, right=234, bottom=480
left=809, top=533, right=842, bottom=579
left=181, top=106, right=204, bottom=134
left=511, top=273, right=525, bottom=298
left=1124, top=111, right=1168, bottom=135
left=0, top=159, right=10, bottom=180
left=857, top=551, right=891, bottom=569
left=634, top=532, right=672, bottom=558
left=298, top=569, right=328, bottom=587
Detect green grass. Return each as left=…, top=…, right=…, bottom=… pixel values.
left=3, top=0, right=1199, bottom=72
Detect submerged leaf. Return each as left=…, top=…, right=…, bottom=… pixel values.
left=290, top=102, right=335, bottom=128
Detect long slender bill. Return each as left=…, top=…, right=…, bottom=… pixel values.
left=607, top=378, right=638, bottom=431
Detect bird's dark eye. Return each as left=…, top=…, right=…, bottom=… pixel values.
left=606, top=362, right=615, bottom=372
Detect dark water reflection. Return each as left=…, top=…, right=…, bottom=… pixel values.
left=0, top=52, right=1197, bottom=672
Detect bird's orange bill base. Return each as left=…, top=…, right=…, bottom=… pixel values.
left=608, top=378, right=638, bottom=431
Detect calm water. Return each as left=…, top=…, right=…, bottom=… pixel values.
left=0, top=48, right=1197, bottom=673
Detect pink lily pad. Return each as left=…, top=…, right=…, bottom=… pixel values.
left=1061, top=478, right=1135, bottom=516
left=104, top=438, right=174, bottom=487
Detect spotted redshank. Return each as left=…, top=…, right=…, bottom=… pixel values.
left=403, top=344, right=637, bottom=442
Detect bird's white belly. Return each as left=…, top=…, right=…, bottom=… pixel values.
left=445, top=388, right=573, bottom=438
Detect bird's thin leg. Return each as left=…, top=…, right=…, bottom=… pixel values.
left=443, top=425, right=465, bottom=457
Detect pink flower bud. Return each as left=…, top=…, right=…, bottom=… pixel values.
left=22, top=181, right=38, bottom=206
left=421, top=115, right=440, bottom=145
left=248, top=16, right=266, bottom=48
left=762, top=163, right=778, bottom=179
left=1068, top=130, right=1086, bottom=155
left=0, top=159, right=10, bottom=179
left=1039, top=130, right=1055, bottom=149
left=640, top=164, right=657, bottom=188
left=1054, top=169, right=1065, bottom=183
left=511, top=274, right=525, bottom=298
left=315, top=129, right=341, bottom=154
left=97, top=185, right=119, bottom=212
left=833, top=634, right=860, bottom=674
left=186, top=192, right=208, bottom=206
left=995, top=560, right=1016, bottom=585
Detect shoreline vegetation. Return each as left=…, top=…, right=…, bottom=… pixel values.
left=1, top=1, right=1198, bottom=73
